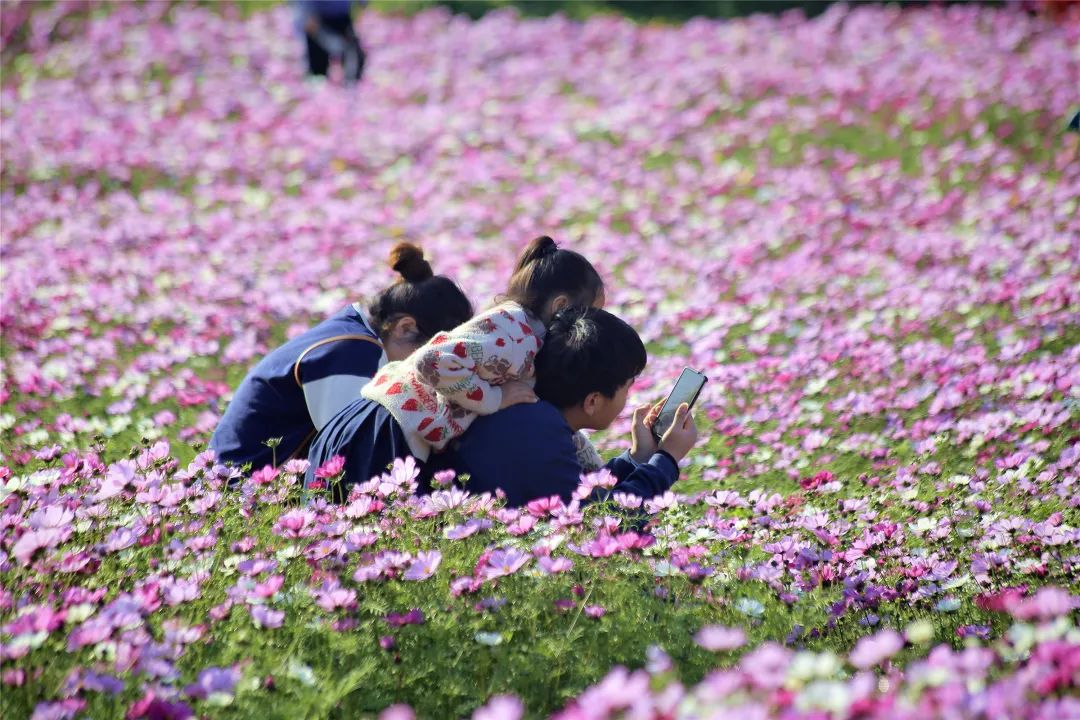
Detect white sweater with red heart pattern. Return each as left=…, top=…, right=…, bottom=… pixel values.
left=361, top=302, right=543, bottom=461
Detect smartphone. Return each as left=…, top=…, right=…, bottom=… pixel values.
left=651, top=367, right=708, bottom=442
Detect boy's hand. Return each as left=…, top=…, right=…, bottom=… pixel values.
left=498, top=380, right=537, bottom=409
left=630, top=401, right=663, bottom=463
left=659, top=403, right=698, bottom=462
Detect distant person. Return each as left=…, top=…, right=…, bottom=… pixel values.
left=293, top=0, right=366, bottom=84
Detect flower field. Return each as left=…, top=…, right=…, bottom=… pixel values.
left=2, top=2, right=1079, bottom=718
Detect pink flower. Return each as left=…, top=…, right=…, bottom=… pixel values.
left=537, top=556, right=573, bottom=574
left=584, top=605, right=606, bottom=619
left=250, top=606, right=284, bottom=629
left=379, top=705, right=415, bottom=720
left=611, top=492, right=643, bottom=509
left=252, top=575, right=285, bottom=599
left=98, top=460, right=137, bottom=500
left=450, top=576, right=482, bottom=597
left=31, top=699, right=86, bottom=720
left=506, top=515, right=538, bottom=536
left=28, top=504, right=73, bottom=531
left=573, top=469, right=617, bottom=501
left=250, top=465, right=279, bottom=486
left=585, top=534, right=620, bottom=558
left=526, top=495, right=562, bottom=518
left=850, top=629, right=905, bottom=669
left=1007, top=587, right=1079, bottom=620
left=273, top=509, right=316, bottom=538
left=473, top=695, right=524, bottom=720
left=345, top=495, right=385, bottom=518
left=445, top=519, right=491, bottom=540
left=314, top=455, right=345, bottom=480
left=12, top=528, right=61, bottom=565
left=312, top=582, right=357, bottom=612
left=482, top=548, right=531, bottom=581
left=694, top=625, right=747, bottom=651
left=556, top=667, right=650, bottom=718
left=644, top=491, right=678, bottom=514
left=403, top=551, right=441, bottom=581
left=740, top=643, right=792, bottom=689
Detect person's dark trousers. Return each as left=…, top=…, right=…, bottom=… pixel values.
left=305, top=14, right=365, bottom=83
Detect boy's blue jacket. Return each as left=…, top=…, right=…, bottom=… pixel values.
left=434, top=401, right=680, bottom=507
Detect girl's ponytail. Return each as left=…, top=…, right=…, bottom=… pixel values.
left=369, top=243, right=473, bottom=342
left=513, top=236, right=559, bottom=271
left=505, top=236, right=604, bottom=321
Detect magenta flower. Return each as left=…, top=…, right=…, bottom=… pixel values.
left=384, top=609, right=425, bottom=627
left=125, top=690, right=195, bottom=720
left=314, top=455, right=346, bottom=480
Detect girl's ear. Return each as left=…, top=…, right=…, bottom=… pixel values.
left=390, top=315, right=419, bottom=340
left=547, top=294, right=572, bottom=318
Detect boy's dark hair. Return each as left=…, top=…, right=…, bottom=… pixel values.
left=369, top=243, right=473, bottom=342
left=504, top=236, right=605, bottom=320
left=534, top=307, right=647, bottom=409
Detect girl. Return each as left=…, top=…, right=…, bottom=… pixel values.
left=210, top=243, right=473, bottom=472
left=305, top=236, right=605, bottom=495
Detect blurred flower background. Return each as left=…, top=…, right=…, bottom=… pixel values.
left=1, top=1, right=1078, bottom=718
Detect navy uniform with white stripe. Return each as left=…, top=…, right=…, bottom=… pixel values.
left=209, top=242, right=473, bottom=475
left=210, top=303, right=386, bottom=470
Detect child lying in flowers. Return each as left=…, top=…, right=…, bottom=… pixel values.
left=428, top=306, right=698, bottom=507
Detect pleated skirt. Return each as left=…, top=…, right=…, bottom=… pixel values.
left=305, top=398, right=413, bottom=501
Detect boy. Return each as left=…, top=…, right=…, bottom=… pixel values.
left=433, top=307, right=698, bottom=507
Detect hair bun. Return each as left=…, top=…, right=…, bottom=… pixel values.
left=389, top=242, right=434, bottom=283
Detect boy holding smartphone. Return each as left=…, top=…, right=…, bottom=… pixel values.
left=431, top=307, right=698, bottom=507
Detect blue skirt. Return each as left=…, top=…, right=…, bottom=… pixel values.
left=305, top=398, right=416, bottom=500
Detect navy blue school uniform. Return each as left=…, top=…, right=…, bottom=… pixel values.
left=431, top=401, right=680, bottom=507
left=210, top=304, right=385, bottom=471
left=304, top=397, right=418, bottom=497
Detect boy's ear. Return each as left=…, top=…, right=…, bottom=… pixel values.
left=581, top=391, right=602, bottom=418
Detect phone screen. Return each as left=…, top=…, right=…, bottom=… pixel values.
left=652, top=368, right=707, bottom=441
